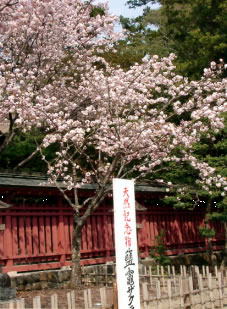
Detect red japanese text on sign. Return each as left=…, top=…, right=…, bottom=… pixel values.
left=123, top=187, right=130, bottom=208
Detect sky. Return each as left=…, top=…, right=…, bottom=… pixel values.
left=94, top=0, right=159, bottom=18
left=104, top=0, right=146, bottom=18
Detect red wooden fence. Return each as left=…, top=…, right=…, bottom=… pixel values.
left=0, top=189, right=225, bottom=273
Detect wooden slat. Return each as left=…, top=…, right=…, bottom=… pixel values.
left=52, top=216, right=58, bottom=252
left=4, top=216, right=13, bottom=259
left=136, top=215, right=143, bottom=248
left=107, top=215, right=114, bottom=249
left=69, top=216, right=73, bottom=250
left=169, top=215, right=176, bottom=247
left=0, top=216, right=4, bottom=257
left=153, top=213, right=158, bottom=239
left=149, top=215, right=155, bottom=247
left=64, top=216, right=70, bottom=253
left=81, top=225, right=87, bottom=251
left=58, top=215, right=66, bottom=266
left=86, top=217, right=92, bottom=257
left=141, top=214, right=148, bottom=256
left=45, top=216, right=52, bottom=254
left=144, top=214, right=151, bottom=248
left=180, top=215, right=188, bottom=244
left=58, top=215, right=66, bottom=253
left=91, top=215, right=98, bottom=250
left=174, top=215, right=183, bottom=248
left=39, top=216, right=46, bottom=254
left=97, top=215, right=103, bottom=249
left=165, top=214, right=171, bottom=245
left=19, top=216, right=26, bottom=257
left=32, top=217, right=39, bottom=255
left=12, top=216, right=18, bottom=256
left=25, top=216, right=32, bottom=255
left=103, top=215, right=110, bottom=258
left=187, top=215, right=193, bottom=244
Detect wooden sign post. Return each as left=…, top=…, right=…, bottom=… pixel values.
left=113, top=179, right=140, bottom=309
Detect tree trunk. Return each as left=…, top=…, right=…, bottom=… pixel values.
left=205, top=198, right=214, bottom=267
left=207, top=237, right=214, bottom=266
left=71, top=213, right=83, bottom=287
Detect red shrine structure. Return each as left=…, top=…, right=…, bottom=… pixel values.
left=0, top=174, right=225, bottom=273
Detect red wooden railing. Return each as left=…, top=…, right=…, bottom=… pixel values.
left=0, top=195, right=225, bottom=273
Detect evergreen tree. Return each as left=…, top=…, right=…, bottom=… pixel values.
left=126, top=0, right=227, bottom=79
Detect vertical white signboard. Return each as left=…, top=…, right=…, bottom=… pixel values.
left=113, top=178, right=140, bottom=309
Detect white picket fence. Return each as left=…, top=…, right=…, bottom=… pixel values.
left=141, top=265, right=227, bottom=309
left=1, top=265, right=227, bottom=309
left=0, top=287, right=113, bottom=309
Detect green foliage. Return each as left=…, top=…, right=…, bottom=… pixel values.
left=198, top=226, right=215, bottom=239
left=149, top=229, right=171, bottom=265
left=127, top=0, right=156, bottom=8
left=125, top=0, right=227, bottom=79
left=0, top=130, right=58, bottom=173
left=208, top=206, right=227, bottom=222
left=161, top=0, right=227, bottom=78
left=103, top=7, right=170, bottom=69
left=90, top=6, right=105, bottom=17
left=164, top=193, right=198, bottom=210
left=157, top=113, right=227, bottom=215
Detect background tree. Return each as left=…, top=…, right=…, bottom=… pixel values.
left=125, top=0, right=227, bottom=263
left=0, top=129, right=58, bottom=173
left=126, top=0, right=227, bottom=79
left=156, top=111, right=227, bottom=264
left=103, top=12, right=170, bottom=69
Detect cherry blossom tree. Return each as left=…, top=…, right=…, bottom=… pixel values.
left=0, top=0, right=119, bottom=152
left=28, top=54, right=227, bottom=285
left=1, top=0, right=227, bottom=286
left=0, top=0, right=121, bottom=286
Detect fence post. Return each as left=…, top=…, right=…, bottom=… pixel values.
left=172, top=265, right=177, bottom=292
left=149, top=266, right=153, bottom=286
left=182, top=276, right=190, bottom=309
left=84, top=289, right=92, bottom=309
left=142, top=282, right=149, bottom=309
left=156, top=279, right=162, bottom=309
left=179, top=277, right=184, bottom=309
left=67, top=292, right=72, bottom=309
left=67, top=291, right=75, bottom=309
left=51, top=294, right=58, bottom=309
left=202, top=266, right=205, bottom=278
left=207, top=273, right=215, bottom=309
left=218, top=272, right=224, bottom=309
left=215, top=265, right=218, bottom=278
left=188, top=276, right=194, bottom=307
left=198, top=274, right=205, bottom=309
left=83, top=290, right=88, bottom=309
left=33, top=296, right=41, bottom=309
left=167, top=279, right=172, bottom=309
left=161, top=266, right=166, bottom=291
left=100, top=287, right=107, bottom=309
left=16, top=298, right=25, bottom=309
left=190, top=266, right=199, bottom=290
left=71, top=291, right=76, bottom=309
